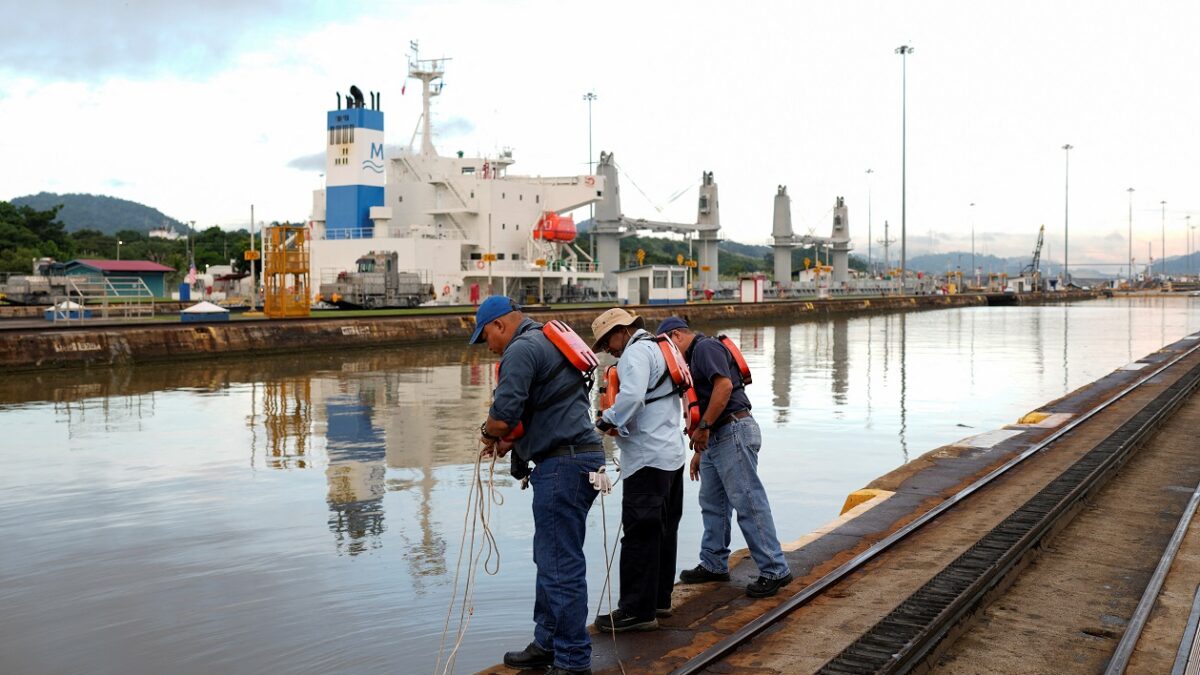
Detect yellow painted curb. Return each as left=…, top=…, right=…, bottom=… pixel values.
left=841, top=488, right=893, bottom=515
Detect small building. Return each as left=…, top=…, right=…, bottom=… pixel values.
left=64, top=259, right=175, bottom=297
left=738, top=273, right=766, bottom=303
left=180, top=301, right=231, bottom=323
left=614, top=264, right=689, bottom=305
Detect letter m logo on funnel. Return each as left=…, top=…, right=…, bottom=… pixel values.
left=362, top=142, right=386, bottom=176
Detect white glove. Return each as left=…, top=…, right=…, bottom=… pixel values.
left=589, top=469, right=614, bottom=495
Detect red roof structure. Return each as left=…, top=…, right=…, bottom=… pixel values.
left=67, top=259, right=176, bottom=273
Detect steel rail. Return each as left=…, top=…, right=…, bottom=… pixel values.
left=853, top=352, right=1200, bottom=673
left=670, top=336, right=1200, bottom=675
left=1105, top=478, right=1200, bottom=674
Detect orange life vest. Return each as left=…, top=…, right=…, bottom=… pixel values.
left=715, top=334, right=752, bottom=386
left=596, top=335, right=701, bottom=435
left=494, top=320, right=598, bottom=441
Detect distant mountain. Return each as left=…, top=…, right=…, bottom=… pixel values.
left=9, top=192, right=185, bottom=236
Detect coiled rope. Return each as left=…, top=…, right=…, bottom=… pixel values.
left=435, top=448, right=503, bottom=675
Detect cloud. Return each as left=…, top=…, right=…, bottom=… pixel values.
left=0, top=1, right=361, bottom=81
left=439, top=116, right=475, bottom=137
left=105, top=178, right=130, bottom=188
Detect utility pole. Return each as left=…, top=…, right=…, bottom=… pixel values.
left=1127, top=188, right=1135, bottom=287
left=1160, top=200, right=1167, bottom=279
left=878, top=219, right=896, bottom=290
left=970, top=202, right=977, bottom=288
left=866, top=168, right=874, bottom=274
left=895, top=44, right=914, bottom=293
left=583, top=91, right=598, bottom=263
left=1062, top=144, right=1072, bottom=285
left=250, top=205, right=257, bottom=309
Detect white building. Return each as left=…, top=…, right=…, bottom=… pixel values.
left=614, top=265, right=689, bottom=305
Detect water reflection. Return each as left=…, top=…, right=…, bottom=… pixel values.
left=322, top=390, right=387, bottom=555
left=772, top=323, right=792, bottom=422
left=832, top=317, right=849, bottom=405
left=2, top=298, right=1198, bottom=674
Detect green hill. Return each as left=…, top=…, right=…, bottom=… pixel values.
left=9, top=192, right=185, bottom=236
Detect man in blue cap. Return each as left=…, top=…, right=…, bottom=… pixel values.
left=658, top=316, right=793, bottom=598
left=471, top=296, right=604, bottom=675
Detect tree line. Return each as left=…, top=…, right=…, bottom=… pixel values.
left=0, top=201, right=256, bottom=281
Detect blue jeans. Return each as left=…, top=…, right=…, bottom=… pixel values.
left=530, top=451, right=605, bottom=670
left=697, top=416, right=790, bottom=579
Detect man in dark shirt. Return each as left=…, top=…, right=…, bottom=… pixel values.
left=472, top=296, right=604, bottom=675
left=657, top=316, right=793, bottom=598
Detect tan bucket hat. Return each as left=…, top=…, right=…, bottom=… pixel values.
left=590, top=307, right=645, bottom=351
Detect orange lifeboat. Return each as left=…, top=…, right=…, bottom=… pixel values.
left=533, top=211, right=577, bottom=243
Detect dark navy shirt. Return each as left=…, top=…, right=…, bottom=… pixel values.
left=490, top=318, right=602, bottom=462
left=685, top=333, right=751, bottom=419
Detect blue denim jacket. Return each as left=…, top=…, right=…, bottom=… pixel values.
left=491, top=318, right=602, bottom=462
left=600, top=329, right=687, bottom=476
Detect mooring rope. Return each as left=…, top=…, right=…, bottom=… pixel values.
left=435, top=448, right=502, bottom=675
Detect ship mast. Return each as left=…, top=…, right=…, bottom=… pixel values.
left=407, top=42, right=449, bottom=157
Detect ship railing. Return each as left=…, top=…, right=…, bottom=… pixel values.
left=324, top=227, right=375, bottom=240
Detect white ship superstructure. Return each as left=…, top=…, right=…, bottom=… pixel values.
left=308, top=51, right=604, bottom=304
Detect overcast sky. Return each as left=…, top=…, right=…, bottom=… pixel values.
left=2, top=0, right=1197, bottom=266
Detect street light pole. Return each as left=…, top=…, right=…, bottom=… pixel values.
left=866, top=168, right=874, bottom=275
left=895, top=45, right=914, bottom=293
left=1160, top=200, right=1167, bottom=279
left=970, top=202, right=976, bottom=288
left=1127, top=188, right=1135, bottom=286
left=1062, top=144, right=1072, bottom=285
left=583, top=91, right=598, bottom=263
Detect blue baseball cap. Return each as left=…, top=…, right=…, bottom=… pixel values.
left=469, top=296, right=520, bottom=344
left=657, top=316, right=689, bottom=335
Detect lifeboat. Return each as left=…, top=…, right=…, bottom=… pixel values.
left=532, top=211, right=577, bottom=243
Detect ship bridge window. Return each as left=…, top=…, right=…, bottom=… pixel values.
left=536, top=195, right=540, bottom=204
left=502, top=192, right=506, bottom=199
left=470, top=191, right=475, bottom=198
left=512, top=253, right=520, bottom=261
left=519, top=194, right=523, bottom=201
left=469, top=252, right=482, bottom=260
left=502, top=223, right=506, bottom=230
left=462, top=167, right=475, bottom=175
left=497, top=253, right=506, bottom=260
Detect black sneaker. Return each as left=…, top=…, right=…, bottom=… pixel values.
left=679, top=564, right=731, bottom=584
left=502, top=641, right=554, bottom=670
left=656, top=606, right=673, bottom=618
left=594, top=608, right=658, bottom=633
left=546, top=667, right=592, bottom=675
left=746, top=572, right=794, bottom=598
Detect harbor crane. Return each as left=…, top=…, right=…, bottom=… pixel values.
left=1020, top=224, right=1045, bottom=285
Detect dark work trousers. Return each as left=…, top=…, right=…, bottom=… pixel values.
left=618, top=465, right=684, bottom=619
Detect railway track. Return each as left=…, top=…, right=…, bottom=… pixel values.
left=671, top=337, right=1200, bottom=675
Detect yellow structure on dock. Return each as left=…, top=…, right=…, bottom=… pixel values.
left=263, top=223, right=312, bottom=319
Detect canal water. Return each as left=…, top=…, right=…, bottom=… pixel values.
left=1, top=297, right=1197, bottom=674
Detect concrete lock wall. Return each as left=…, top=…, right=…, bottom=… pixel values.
left=0, top=292, right=1102, bottom=374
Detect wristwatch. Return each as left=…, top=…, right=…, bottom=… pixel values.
left=698, top=420, right=711, bottom=431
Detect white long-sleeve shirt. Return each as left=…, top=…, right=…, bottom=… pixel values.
left=600, top=329, right=687, bottom=476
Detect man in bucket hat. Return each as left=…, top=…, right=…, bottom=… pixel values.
left=589, top=308, right=687, bottom=633
left=471, top=296, right=604, bottom=675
